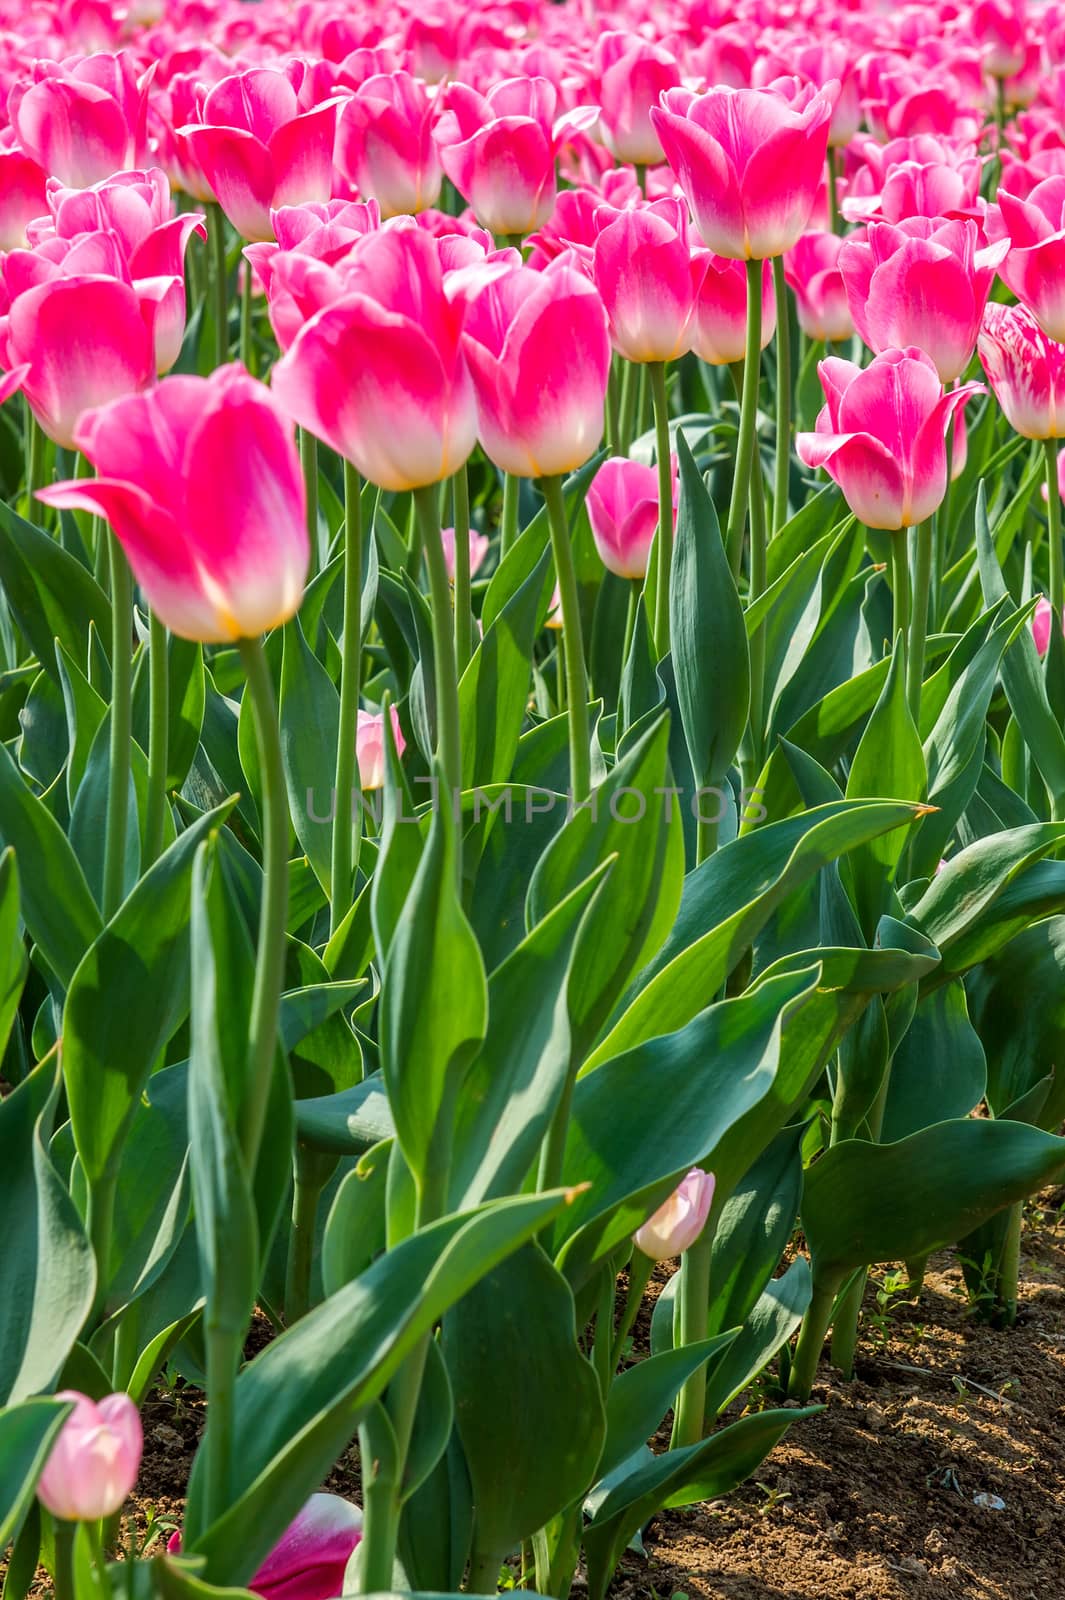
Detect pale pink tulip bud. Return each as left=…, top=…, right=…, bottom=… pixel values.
left=1032, top=596, right=1065, bottom=657
left=37, top=1392, right=142, bottom=1522
left=440, top=526, right=489, bottom=582
left=356, top=707, right=405, bottom=790
left=633, top=1168, right=715, bottom=1261
left=784, top=232, right=854, bottom=344
left=587, top=455, right=677, bottom=580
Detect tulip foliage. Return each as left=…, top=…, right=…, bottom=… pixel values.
left=2, top=1, right=1065, bottom=1600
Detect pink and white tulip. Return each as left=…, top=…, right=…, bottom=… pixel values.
left=36, top=1391, right=142, bottom=1522
left=689, top=253, right=775, bottom=367
left=356, top=707, right=406, bottom=791
left=633, top=1169, right=715, bottom=1261
left=336, top=72, right=442, bottom=218
left=591, top=201, right=696, bottom=365
left=979, top=302, right=1065, bottom=438
left=784, top=232, right=854, bottom=345
left=587, top=455, right=677, bottom=581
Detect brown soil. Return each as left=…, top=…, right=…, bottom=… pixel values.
left=10, top=1194, right=1065, bottom=1599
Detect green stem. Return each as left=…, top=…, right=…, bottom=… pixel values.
left=788, top=1277, right=839, bottom=1402
left=283, top=1147, right=326, bottom=1324
left=203, top=1325, right=238, bottom=1518
left=413, top=486, right=462, bottom=825
left=827, top=147, right=840, bottom=233
left=299, top=429, right=319, bottom=569
left=54, top=1520, right=75, bottom=1600
left=452, top=465, right=474, bottom=672
left=748, top=431, right=769, bottom=781
left=671, top=1226, right=714, bottom=1447
left=725, top=260, right=764, bottom=578
left=621, top=579, right=639, bottom=669
left=236, top=638, right=289, bottom=1174
left=907, top=521, right=932, bottom=723
left=239, top=252, right=254, bottom=373
left=618, top=359, right=638, bottom=455
left=103, top=538, right=132, bottom=920
left=649, top=361, right=673, bottom=657
left=86, top=1170, right=117, bottom=1321
left=26, top=408, right=44, bottom=505
left=592, top=1263, right=617, bottom=1396
left=466, top=1548, right=502, bottom=1594
left=606, top=359, right=622, bottom=455
left=610, top=1250, right=654, bottom=1371
left=771, top=256, right=791, bottom=536
left=144, top=610, right=169, bottom=869
left=210, top=203, right=228, bottom=369
left=329, top=462, right=363, bottom=940
left=1046, top=439, right=1063, bottom=622
left=829, top=1271, right=866, bottom=1379
left=539, top=475, right=591, bottom=803
left=500, top=472, right=520, bottom=557
left=889, top=534, right=910, bottom=681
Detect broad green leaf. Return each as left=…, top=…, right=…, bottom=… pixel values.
left=0, top=1398, right=72, bottom=1548
left=598, top=1334, right=738, bottom=1484
left=459, top=548, right=550, bottom=788
left=0, top=502, right=111, bottom=688
left=443, top=1244, right=606, bottom=1561
left=707, top=1125, right=805, bottom=1338
left=703, top=1258, right=812, bottom=1417
left=669, top=431, right=749, bottom=788
left=880, top=982, right=986, bottom=1142
left=0, top=849, right=27, bottom=1060
left=968, top=916, right=1065, bottom=1131
left=280, top=616, right=340, bottom=895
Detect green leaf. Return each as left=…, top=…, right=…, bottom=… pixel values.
left=880, top=982, right=987, bottom=1142
left=669, top=431, right=750, bottom=788
left=0, top=849, right=28, bottom=1060
left=443, top=1244, right=606, bottom=1559
left=62, top=799, right=236, bottom=1184
left=0, top=502, right=111, bottom=688
left=280, top=616, right=340, bottom=895
left=968, top=916, right=1065, bottom=1130
left=321, top=1142, right=390, bottom=1293
left=0, top=737, right=101, bottom=987
left=707, top=1125, right=805, bottom=1338
left=588, top=801, right=926, bottom=1069
left=0, top=1060, right=96, bottom=1404
left=703, top=1258, right=812, bottom=1417
left=598, top=1333, right=738, bottom=1483
left=582, top=1406, right=821, bottom=1600
left=379, top=770, right=487, bottom=1184
left=185, top=1189, right=575, bottom=1585
left=0, top=1398, right=72, bottom=1548
left=459, top=548, right=551, bottom=788
left=802, top=1118, right=1065, bottom=1288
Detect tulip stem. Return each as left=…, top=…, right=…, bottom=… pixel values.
left=788, top=1276, right=840, bottom=1402
left=299, top=429, right=319, bottom=568
left=284, top=1145, right=329, bottom=1324
left=610, top=1249, right=654, bottom=1371
left=103, top=537, right=133, bottom=920
left=771, top=256, right=792, bottom=536
left=671, top=1218, right=716, bottom=1448
left=1046, top=440, right=1063, bottom=622
left=145, top=610, right=169, bottom=869
left=453, top=465, right=474, bottom=672
left=413, top=485, right=463, bottom=829
left=25, top=408, right=44, bottom=508
left=210, top=203, right=228, bottom=368
left=236, top=637, right=290, bottom=1175
left=329, top=462, right=363, bottom=940
left=618, top=359, right=638, bottom=455
left=725, top=261, right=763, bottom=579
left=907, top=521, right=933, bottom=723
left=500, top=472, right=520, bottom=557
left=649, top=361, right=673, bottom=657
left=53, top=1519, right=75, bottom=1600
left=890, top=534, right=910, bottom=682
left=827, top=147, right=840, bottom=233
left=239, top=254, right=254, bottom=374
left=540, top=474, right=591, bottom=804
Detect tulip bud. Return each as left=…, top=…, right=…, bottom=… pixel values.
left=37, top=1391, right=142, bottom=1522
left=587, top=455, right=677, bottom=580
left=1032, top=596, right=1065, bottom=657
left=633, top=1168, right=715, bottom=1261
left=356, top=707, right=406, bottom=790
left=440, top=526, right=490, bottom=583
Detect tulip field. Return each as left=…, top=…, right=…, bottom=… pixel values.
left=5, top=0, right=1065, bottom=1595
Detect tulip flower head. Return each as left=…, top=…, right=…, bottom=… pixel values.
left=587, top=455, right=678, bottom=580
left=651, top=78, right=837, bottom=260
left=271, top=223, right=478, bottom=491
left=996, top=178, right=1065, bottom=343
left=440, top=525, right=490, bottom=582
left=979, top=302, right=1065, bottom=438
left=356, top=707, right=406, bottom=790
left=1032, top=595, right=1065, bottom=657
left=11, top=52, right=150, bottom=188
left=633, top=1168, right=715, bottom=1260
left=784, top=231, right=854, bottom=344
left=169, top=1493, right=362, bottom=1600
left=336, top=72, right=442, bottom=218
left=591, top=200, right=697, bottom=364
left=689, top=252, right=776, bottom=366
left=797, top=348, right=984, bottom=529
left=37, top=1391, right=142, bottom=1522
left=0, top=151, right=48, bottom=251
left=38, top=364, right=308, bottom=642
left=594, top=31, right=682, bottom=167
left=461, top=252, right=610, bottom=478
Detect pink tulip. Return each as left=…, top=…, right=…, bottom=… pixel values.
left=1032, top=595, right=1065, bottom=657
left=797, top=348, right=984, bottom=530
left=591, top=201, right=696, bottom=364
left=842, top=135, right=985, bottom=227
left=37, top=364, right=308, bottom=643
left=243, top=199, right=380, bottom=351
left=11, top=53, right=150, bottom=188
left=594, top=32, right=681, bottom=168
left=996, top=178, right=1065, bottom=342
left=587, top=455, right=678, bottom=580
left=271, top=224, right=477, bottom=491
left=434, top=77, right=596, bottom=237
left=973, top=0, right=1030, bottom=77
left=783, top=232, right=853, bottom=344
left=688, top=253, right=775, bottom=367
left=440, top=525, right=489, bottom=582
left=168, top=1494, right=362, bottom=1600
left=839, top=218, right=1008, bottom=383
left=0, top=275, right=156, bottom=449
left=0, top=151, right=48, bottom=252
left=356, top=707, right=406, bottom=790
left=978, top=302, right=1065, bottom=439
left=650, top=78, right=837, bottom=260
left=461, top=252, right=610, bottom=478
left=178, top=69, right=341, bottom=242
left=633, top=1168, right=715, bottom=1261
left=335, top=72, right=442, bottom=218
left=36, top=1392, right=141, bottom=1522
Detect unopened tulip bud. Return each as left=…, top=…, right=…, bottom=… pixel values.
left=633, top=1168, right=715, bottom=1260
left=440, top=526, right=490, bottom=583
left=356, top=707, right=405, bottom=790
left=37, top=1391, right=142, bottom=1522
